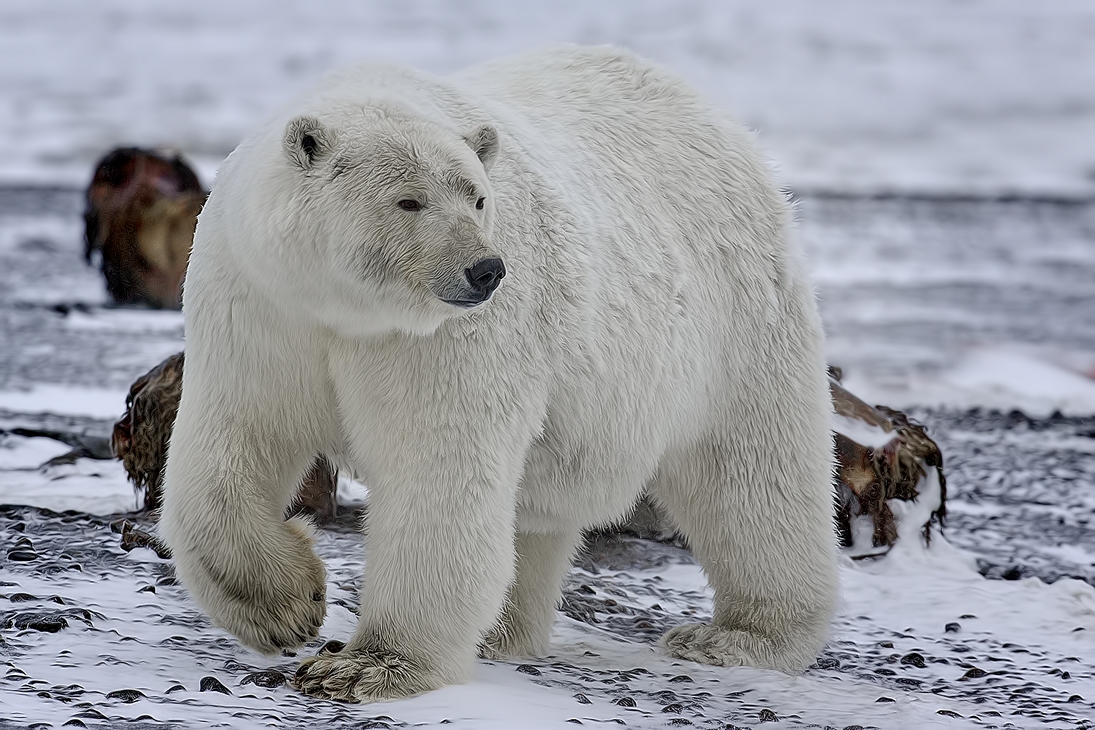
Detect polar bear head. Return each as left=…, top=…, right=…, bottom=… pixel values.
left=238, top=105, right=504, bottom=337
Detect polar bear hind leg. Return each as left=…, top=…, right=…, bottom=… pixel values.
left=649, top=426, right=837, bottom=674
left=479, top=529, right=582, bottom=659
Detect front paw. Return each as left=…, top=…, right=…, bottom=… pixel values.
left=293, top=647, right=437, bottom=702
left=181, top=516, right=327, bottom=654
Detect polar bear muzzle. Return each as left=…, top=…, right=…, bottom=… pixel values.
left=443, top=256, right=505, bottom=307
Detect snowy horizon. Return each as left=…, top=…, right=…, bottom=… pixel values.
left=2, top=0, right=1095, bottom=197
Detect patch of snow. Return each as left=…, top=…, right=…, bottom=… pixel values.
left=831, top=412, right=895, bottom=449
left=0, top=384, right=128, bottom=420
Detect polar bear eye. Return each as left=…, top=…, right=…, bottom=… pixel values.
left=475, top=197, right=485, bottom=210
left=397, top=199, right=422, bottom=212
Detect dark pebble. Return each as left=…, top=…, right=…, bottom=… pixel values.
left=75, top=709, right=107, bottom=719
left=62, top=721, right=86, bottom=728
left=758, top=709, right=778, bottom=722
left=944, top=622, right=961, bottom=633
left=668, top=674, right=693, bottom=683
left=813, top=656, right=840, bottom=670
left=613, top=696, right=636, bottom=707
left=876, top=697, right=895, bottom=703
left=199, top=676, right=231, bottom=694
left=878, top=641, right=893, bottom=648
left=577, top=584, right=595, bottom=594
left=566, top=721, right=582, bottom=725
left=959, top=614, right=976, bottom=619
left=241, top=670, right=286, bottom=688
left=668, top=720, right=693, bottom=727
left=137, top=585, right=156, bottom=594
left=106, top=689, right=145, bottom=703
left=12, top=613, right=68, bottom=632
left=961, top=667, right=987, bottom=679
left=7, top=550, right=38, bottom=562
left=900, top=652, right=927, bottom=668
left=516, top=664, right=541, bottom=676
left=1068, top=694, right=1083, bottom=702
left=9, top=592, right=37, bottom=602
left=574, top=693, right=592, bottom=705
left=662, top=703, right=683, bottom=714
left=165, top=684, right=186, bottom=693
left=937, top=710, right=962, bottom=718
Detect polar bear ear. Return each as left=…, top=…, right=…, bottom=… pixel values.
left=284, top=115, right=334, bottom=170
left=463, top=124, right=499, bottom=171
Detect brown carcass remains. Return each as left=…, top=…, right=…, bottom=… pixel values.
left=84, top=147, right=206, bottom=308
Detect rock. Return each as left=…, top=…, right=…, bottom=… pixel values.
left=84, top=147, right=206, bottom=309
left=240, top=670, right=286, bottom=688
left=7, top=612, right=68, bottom=633
left=199, top=676, right=231, bottom=694
left=106, top=688, right=145, bottom=703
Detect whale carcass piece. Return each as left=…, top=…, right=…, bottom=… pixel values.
left=84, top=147, right=206, bottom=309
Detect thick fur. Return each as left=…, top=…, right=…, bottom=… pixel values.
left=160, top=45, right=838, bottom=702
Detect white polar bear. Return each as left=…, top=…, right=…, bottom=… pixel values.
left=160, top=45, right=838, bottom=702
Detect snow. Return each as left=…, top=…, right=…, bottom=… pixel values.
left=0, top=385, right=129, bottom=421
left=2, top=2, right=1095, bottom=728
left=2, top=1, right=1095, bottom=196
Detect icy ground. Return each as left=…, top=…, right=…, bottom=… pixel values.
left=1, top=190, right=1094, bottom=728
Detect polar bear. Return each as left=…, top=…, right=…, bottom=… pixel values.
left=160, top=45, right=838, bottom=702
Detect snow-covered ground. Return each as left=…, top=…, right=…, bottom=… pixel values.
left=2, top=3, right=1094, bottom=729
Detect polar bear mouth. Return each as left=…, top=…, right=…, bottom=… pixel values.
left=442, top=297, right=489, bottom=308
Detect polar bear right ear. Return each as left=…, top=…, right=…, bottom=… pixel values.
left=464, top=124, right=499, bottom=172
left=284, top=115, right=334, bottom=170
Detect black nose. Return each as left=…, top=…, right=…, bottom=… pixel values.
left=465, top=257, right=506, bottom=297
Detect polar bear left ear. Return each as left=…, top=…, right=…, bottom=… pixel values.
left=464, top=124, right=499, bottom=171
left=284, top=115, right=335, bottom=170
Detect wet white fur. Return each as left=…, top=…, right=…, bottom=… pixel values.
left=160, top=45, right=838, bottom=702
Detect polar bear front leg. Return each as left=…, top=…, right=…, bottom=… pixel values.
left=160, top=394, right=328, bottom=655
left=294, top=442, right=522, bottom=702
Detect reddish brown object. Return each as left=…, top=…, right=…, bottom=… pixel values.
left=112, top=352, right=185, bottom=512
left=830, top=376, right=947, bottom=550
left=84, top=147, right=206, bottom=309
left=112, top=352, right=338, bottom=520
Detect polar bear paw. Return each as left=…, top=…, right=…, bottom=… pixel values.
left=662, top=623, right=811, bottom=674
left=478, top=624, right=535, bottom=660
left=188, top=516, right=327, bottom=654
left=293, top=647, right=437, bottom=702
